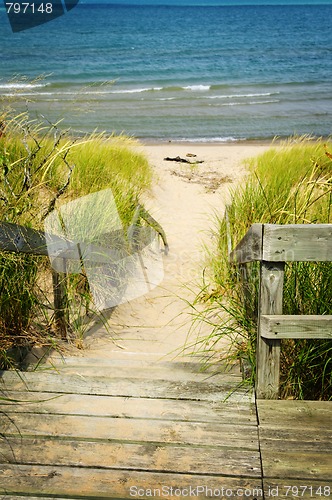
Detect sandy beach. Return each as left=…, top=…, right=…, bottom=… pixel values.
left=81, top=141, right=272, bottom=361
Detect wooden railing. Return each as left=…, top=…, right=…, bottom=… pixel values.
left=229, top=223, right=332, bottom=399
left=0, top=208, right=168, bottom=341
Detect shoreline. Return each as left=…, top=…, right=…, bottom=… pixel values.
left=139, top=138, right=276, bottom=147
left=138, top=135, right=330, bottom=148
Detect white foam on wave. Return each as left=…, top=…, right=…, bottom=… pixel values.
left=205, top=92, right=279, bottom=99
left=209, top=99, right=279, bottom=107
left=0, top=82, right=47, bottom=90
left=183, top=85, right=211, bottom=91
left=111, top=87, right=163, bottom=94
left=177, top=136, right=244, bottom=143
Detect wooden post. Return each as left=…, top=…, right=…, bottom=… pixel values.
left=256, top=261, right=285, bottom=399
left=52, top=267, right=69, bottom=341
left=239, top=263, right=250, bottom=317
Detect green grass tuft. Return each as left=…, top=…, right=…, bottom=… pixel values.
left=0, top=110, right=152, bottom=364
left=195, top=137, right=332, bottom=400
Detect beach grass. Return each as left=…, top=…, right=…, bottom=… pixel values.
left=193, top=137, right=332, bottom=400
left=0, top=110, right=152, bottom=366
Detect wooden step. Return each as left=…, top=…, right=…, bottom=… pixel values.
left=0, top=437, right=261, bottom=477
left=257, top=400, right=332, bottom=487
left=30, top=359, right=241, bottom=383
left=0, top=412, right=259, bottom=450
left=0, top=391, right=256, bottom=424
left=0, top=464, right=264, bottom=499
left=0, top=371, right=253, bottom=403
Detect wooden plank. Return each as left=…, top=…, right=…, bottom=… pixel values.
left=0, top=222, right=124, bottom=264
left=0, top=412, right=259, bottom=450
left=0, top=371, right=253, bottom=403
left=0, top=392, right=256, bottom=424
left=261, top=315, right=332, bottom=339
left=257, top=400, right=332, bottom=429
left=0, top=464, right=264, bottom=499
left=263, top=480, right=332, bottom=499
left=31, top=361, right=242, bottom=383
left=259, top=427, right=332, bottom=454
left=256, top=262, right=284, bottom=399
left=0, top=437, right=261, bottom=477
left=0, top=222, right=49, bottom=255
left=260, top=450, right=332, bottom=481
left=258, top=400, right=332, bottom=483
left=0, top=498, right=79, bottom=500
left=262, top=224, right=332, bottom=262
left=34, top=355, right=240, bottom=373
left=229, top=223, right=263, bottom=264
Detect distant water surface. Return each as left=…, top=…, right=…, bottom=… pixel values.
left=0, top=4, right=331, bottom=141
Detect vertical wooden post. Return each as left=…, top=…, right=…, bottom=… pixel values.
left=239, top=263, right=250, bottom=315
left=256, top=261, right=285, bottom=399
left=52, top=267, right=69, bottom=341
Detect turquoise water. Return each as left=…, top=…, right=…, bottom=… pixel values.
left=0, top=4, right=331, bottom=141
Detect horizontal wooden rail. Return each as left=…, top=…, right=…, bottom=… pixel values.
left=0, top=222, right=128, bottom=264
left=1, top=209, right=168, bottom=341
left=228, top=223, right=332, bottom=399
left=0, top=222, right=50, bottom=256
left=230, top=223, right=332, bottom=263
left=262, top=224, right=332, bottom=262
left=261, top=315, right=332, bottom=339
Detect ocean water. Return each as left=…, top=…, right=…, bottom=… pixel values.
left=0, top=3, right=331, bottom=141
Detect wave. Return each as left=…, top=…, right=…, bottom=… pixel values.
left=110, top=87, right=163, bottom=94
left=205, top=92, right=280, bottom=99
left=209, top=100, right=280, bottom=107
left=0, top=83, right=282, bottom=100
left=0, top=82, right=48, bottom=90
left=176, top=137, right=245, bottom=143
left=183, top=85, right=211, bottom=91
left=109, top=84, right=211, bottom=94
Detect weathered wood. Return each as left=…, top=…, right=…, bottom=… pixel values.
left=0, top=465, right=263, bottom=499
left=27, top=357, right=242, bottom=383
left=228, top=223, right=332, bottom=398
left=256, top=261, right=284, bottom=399
left=263, top=480, right=332, bottom=499
left=260, top=450, right=332, bottom=481
left=30, top=365, right=242, bottom=383
left=257, top=400, right=332, bottom=485
left=0, top=391, right=256, bottom=423
left=239, top=263, right=253, bottom=320
left=138, top=205, right=169, bottom=254
left=259, top=427, right=332, bottom=453
left=257, top=400, right=332, bottom=429
left=0, top=221, right=125, bottom=264
left=0, top=497, right=79, bottom=500
left=229, top=223, right=263, bottom=264
left=262, top=223, right=332, bottom=262
left=51, top=267, right=69, bottom=340
left=0, top=437, right=261, bottom=477
left=35, top=355, right=239, bottom=373
left=0, top=413, right=259, bottom=449
left=261, top=314, right=332, bottom=339
left=0, top=371, right=253, bottom=402
left=0, top=222, right=49, bottom=255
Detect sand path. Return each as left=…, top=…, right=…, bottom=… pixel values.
left=79, top=143, right=270, bottom=362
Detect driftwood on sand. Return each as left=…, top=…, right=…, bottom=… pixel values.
left=164, top=155, right=204, bottom=164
